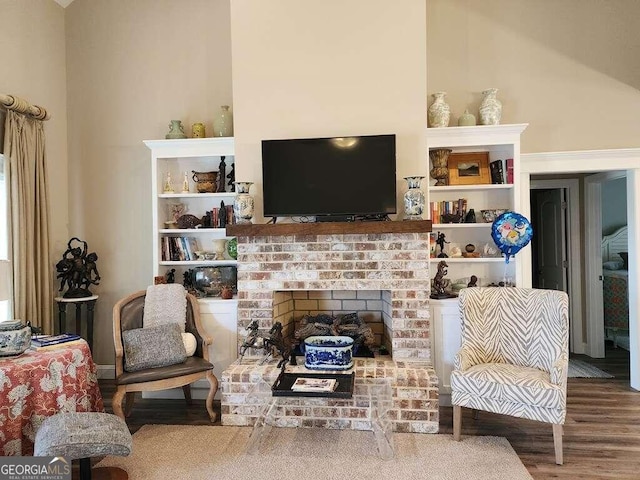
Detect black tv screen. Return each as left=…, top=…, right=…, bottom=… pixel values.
left=262, top=134, right=397, bottom=219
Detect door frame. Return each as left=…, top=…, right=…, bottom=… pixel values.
left=520, top=148, right=639, bottom=391
left=530, top=179, right=583, bottom=353
left=584, top=170, right=627, bottom=358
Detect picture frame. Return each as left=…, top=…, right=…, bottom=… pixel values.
left=448, top=152, right=491, bottom=186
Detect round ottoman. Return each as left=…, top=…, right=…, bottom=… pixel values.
left=34, top=412, right=132, bottom=480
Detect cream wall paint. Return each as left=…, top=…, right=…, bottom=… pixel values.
left=1, top=0, right=69, bottom=311
left=230, top=0, right=427, bottom=222
left=427, top=0, right=640, bottom=153
left=65, top=0, right=232, bottom=363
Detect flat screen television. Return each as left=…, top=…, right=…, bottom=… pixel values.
left=262, top=134, right=396, bottom=221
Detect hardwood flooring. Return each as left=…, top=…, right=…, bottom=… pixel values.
left=96, top=344, right=638, bottom=480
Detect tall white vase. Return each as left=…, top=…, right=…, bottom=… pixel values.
left=233, top=182, right=254, bottom=224
left=479, top=88, right=502, bottom=125
left=427, top=92, right=450, bottom=128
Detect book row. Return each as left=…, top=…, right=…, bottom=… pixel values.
left=161, top=236, right=200, bottom=262
left=489, top=158, right=514, bottom=184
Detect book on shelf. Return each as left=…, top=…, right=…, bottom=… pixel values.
left=31, top=333, right=82, bottom=347
left=161, top=236, right=200, bottom=261
left=291, top=377, right=338, bottom=392
left=506, top=158, right=514, bottom=184
left=490, top=159, right=505, bottom=184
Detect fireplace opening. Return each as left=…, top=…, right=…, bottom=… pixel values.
left=272, top=290, right=392, bottom=355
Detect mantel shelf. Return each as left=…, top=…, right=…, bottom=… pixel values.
left=226, top=220, right=432, bottom=237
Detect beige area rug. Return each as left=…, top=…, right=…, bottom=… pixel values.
left=96, top=425, right=533, bottom=480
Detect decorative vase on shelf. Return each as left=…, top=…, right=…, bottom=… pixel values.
left=403, top=176, right=426, bottom=220
left=427, top=92, right=450, bottom=128
left=479, top=88, right=502, bottom=125
left=233, top=182, right=254, bottom=224
left=429, top=148, right=452, bottom=186
left=213, top=105, right=234, bottom=137
left=165, top=120, right=187, bottom=139
left=458, top=109, right=477, bottom=126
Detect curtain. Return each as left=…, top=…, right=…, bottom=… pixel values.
left=3, top=110, right=52, bottom=332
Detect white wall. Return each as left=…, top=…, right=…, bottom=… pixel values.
left=602, top=177, right=627, bottom=236
left=230, top=0, right=427, bottom=223
left=65, top=0, right=233, bottom=363
left=427, top=0, right=640, bottom=153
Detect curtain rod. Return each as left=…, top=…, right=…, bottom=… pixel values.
left=0, top=94, right=50, bottom=121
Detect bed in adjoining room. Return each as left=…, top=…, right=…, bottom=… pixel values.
left=601, top=225, right=629, bottom=350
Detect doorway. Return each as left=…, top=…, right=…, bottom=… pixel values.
left=529, top=178, right=582, bottom=354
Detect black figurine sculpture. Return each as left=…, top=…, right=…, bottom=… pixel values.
left=56, top=237, right=100, bottom=298
left=227, top=163, right=235, bottom=192
left=430, top=260, right=454, bottom=299
left=219, top=200, right=227, bottom=228
left=166, top=268, right=176, bottom=284
left=217, top=156, right=227, bottom=193
left=467, top=275, right=478, bottom=287
left=436, top=231, right=450, bottom=258
left=239, top=320, right=290, bottom=369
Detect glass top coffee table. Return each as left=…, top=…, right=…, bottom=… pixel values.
left=245, top=371, right=394, bottom=460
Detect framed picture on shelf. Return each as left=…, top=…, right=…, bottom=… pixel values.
left=448, top=152, right=491, bottom=186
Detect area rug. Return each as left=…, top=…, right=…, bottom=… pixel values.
left=96, top=425, right=533, bottom=480
left=568, top=359, right=614, bottom=378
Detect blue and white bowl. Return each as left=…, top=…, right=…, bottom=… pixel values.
left=302, top=335, right=354, bottom=370
left=0, top=320, right=31, bottom=357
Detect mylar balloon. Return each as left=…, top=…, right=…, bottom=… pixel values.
left=490, top=212, right=533, bottom=264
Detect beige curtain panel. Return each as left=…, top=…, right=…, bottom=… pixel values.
left=3, top=109, right=53, bottom=332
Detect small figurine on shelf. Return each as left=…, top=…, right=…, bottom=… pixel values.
left=217, top=157, right=227, bottom=193
left=436, top=232, right=449, bottom=258
left=163, top=172, right=174, bottom=193
left=181, top=171, right=190, bottom=193
left=430, top=260, right=455, bottom=299
left=219, top=200, right=227, bottom=228
left=166, top=268, right=176, bottom=284
left=227, top=163, right=235, bottom=192
left=467, top=275, right=478, bottom=287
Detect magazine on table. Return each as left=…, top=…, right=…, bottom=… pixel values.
left=31, top=333, right=82, bottom=347
left=291, top=377, right=337, bottom=392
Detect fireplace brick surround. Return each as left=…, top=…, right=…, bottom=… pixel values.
left=221, top=221, right=439, bottom=433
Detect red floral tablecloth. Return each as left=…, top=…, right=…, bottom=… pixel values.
left=0, top=340, right=104, bottom=455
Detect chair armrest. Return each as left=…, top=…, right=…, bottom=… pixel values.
left=453, top=346, right=477, bottom=372
left=550, top=353, right=568, bottom=386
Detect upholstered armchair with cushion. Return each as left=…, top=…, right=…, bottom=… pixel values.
left=112, top=286, right=218, bottom=422
left=451, top=287, right=569, bottom=465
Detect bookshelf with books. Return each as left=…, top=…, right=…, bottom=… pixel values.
left=144, top=137, right=239, bottom=402
left=426, top=124, right=527, bottom=403
left=426, top=124, right=528, bottom=290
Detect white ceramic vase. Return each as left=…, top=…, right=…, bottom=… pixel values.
left=427, top=92, right=450, bottom=128
left=233, top=182, right=254, bottom=224
left=213, top=105, right=234, bottom=137
left=403, top=176, right=425, bottom=220
left=479, top=88, right=502, bottom=125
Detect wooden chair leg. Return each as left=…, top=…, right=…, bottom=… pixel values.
left=205, top=370, right=219, bottom=423
left=453, top=405, right=462, bottom=441
left=124, top=392, right=136, bottom=417
left=112, top=387, right=126, bottom=420
left=553, top=423, right=563, bottom=465
left=182, top=385, right=193, bottom=405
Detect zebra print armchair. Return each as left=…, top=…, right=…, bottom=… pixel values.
left=451, top=287, right=569, bottom=465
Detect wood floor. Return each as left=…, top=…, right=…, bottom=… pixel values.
left=97, top=344, right=638, bottom=480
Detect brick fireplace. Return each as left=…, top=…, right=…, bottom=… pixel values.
left=222, top=221, right=439, bottom=433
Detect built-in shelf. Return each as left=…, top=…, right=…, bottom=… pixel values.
left=226, top=220, right=432, bottom=237
left=431, top=223, right=491, bottom=229
left=429, top=184, right=514, bottom=193
left=158, top=192, right=235, bottom=199
left=159, top=228, right=230, bottom=234
left=159, top=260, right=237, bottom=266
left=429, top=257, right=504, bottom=263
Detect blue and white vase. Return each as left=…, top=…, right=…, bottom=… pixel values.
left=233, top=182, right=254, bottom=224
left=403, top=176, right=425, bottom=220
left=302, top=335, right=354, bottom=370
